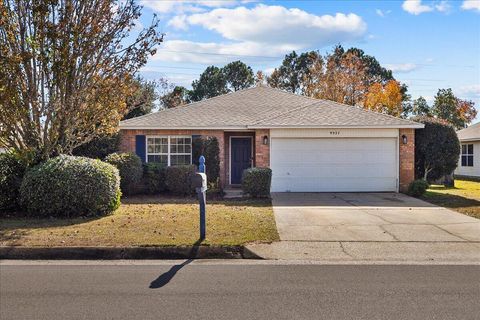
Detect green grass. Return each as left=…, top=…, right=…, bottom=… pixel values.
left=0, top=196, right=279, bottom=247
left=422, top=179, right=480, bottom=219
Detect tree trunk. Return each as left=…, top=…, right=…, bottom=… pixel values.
left=444, top=173, right=454, bottom=187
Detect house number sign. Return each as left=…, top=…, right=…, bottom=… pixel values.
left=329, top=131, right=340, bottom=135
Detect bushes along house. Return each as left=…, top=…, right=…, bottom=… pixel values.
left=0, top=153, right=27, bottom=211
left=105, top=152, right=143, bottom=195
left=20, top=155, right=121, bottom=217
left=242, top=167, right=272, bottom=197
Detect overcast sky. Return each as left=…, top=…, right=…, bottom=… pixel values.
left=135, top=0, right=480, bottom=119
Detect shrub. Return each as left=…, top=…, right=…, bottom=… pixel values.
left=242, top=167, right=272, bottom=197
left=408, top=179, right=430, bottom=197
left=413, top=116, right=460, bottom=182
left=0, top=153, right=27, bottom=210
left=105, top=152, right=143, bottom=195
left=165, top=165, right=196, bottom=195
left=20, top=155, right=121, bottom=217
left=72, top=133, right=120, bottom=159
left=142, top=163, right=167, bottom=194
left=192, top=136, right=220, bottom=184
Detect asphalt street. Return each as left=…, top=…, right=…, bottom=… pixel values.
left=1, top=261, right=479, bottom=320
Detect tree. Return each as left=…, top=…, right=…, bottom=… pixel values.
left=123, top=78, right=159, bottom=119
left=189, top=66, right=228, bottom=101
left=160, top=86, right=190, bottom=109
left=363, top=80, right=403, bottom=117
left=432, top=88, right=477, bottom=129
left=72, top=134, right=120, bottom=159
left=413, top=117, right=460, bottom=181
left=266, top=46, right=411, bottom=114
left=223, top=61, right=254, bottom=91
left=267, top=51, right=321, bottom=94
left=255, top=70, right=266, bottom=86
left=0, top=0, right=163, bottom=162
left=306, top=50, right=367, bottom=105
left=456, top=99, right=477, bottom=128
left=344, top=46, right=394, bottom=85
left=411, top=96, right=432, bottom=117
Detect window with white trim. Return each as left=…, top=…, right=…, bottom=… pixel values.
left=146, top=136, right=192, bottom=166
left=461, top=144, right=474, bottom=167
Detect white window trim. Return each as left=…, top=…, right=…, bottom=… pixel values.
left=146, top=135, right=192, bottom=166
left=461, top=143, right=474, bottom=167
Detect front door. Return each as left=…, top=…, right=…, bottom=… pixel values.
left=231, top=137, right=252, bottom=184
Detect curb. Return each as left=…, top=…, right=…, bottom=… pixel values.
left=0, top=246, right=262, bottom=260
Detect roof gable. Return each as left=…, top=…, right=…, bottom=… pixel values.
left=120, top=86, right=422, bottom=129
left=457, top=122, right=480, bottom=141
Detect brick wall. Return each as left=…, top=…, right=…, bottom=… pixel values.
left=399, top=128, right=415, bottom=192
left=120, top=129, right=226, bottom=186
left=254, top=129, right=270, bottom=167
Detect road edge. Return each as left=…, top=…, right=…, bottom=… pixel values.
left=0, top=245, right=263, bottom=260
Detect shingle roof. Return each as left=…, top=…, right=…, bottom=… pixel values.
left=120, top=86, right=423, bottom=129
left=457, top=122, right=480, bottom=141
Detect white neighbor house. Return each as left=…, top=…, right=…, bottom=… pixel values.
left=455, top=122, right=480, bottom=178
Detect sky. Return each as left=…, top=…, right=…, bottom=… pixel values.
left=135, top=0, right=480, bottom=118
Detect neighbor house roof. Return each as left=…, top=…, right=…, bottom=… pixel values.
left=120, top=86, right=423, bottom=130
left=457, top=122, right=480, bottom=142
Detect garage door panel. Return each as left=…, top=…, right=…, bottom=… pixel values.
left=272, top=177, right=396, bottom=192
left=271, top=138, right=397, bottom=192
left=275, top=165, right=394, bottom=178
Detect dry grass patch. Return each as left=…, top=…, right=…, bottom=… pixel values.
left=422, top=179, right=480, bottom=219
left=0, top=196, right=279, bottom=247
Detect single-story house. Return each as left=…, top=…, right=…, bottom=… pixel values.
left=119, top=85, right=423, bottom=192
left=455, top=122, right=479, bottom=178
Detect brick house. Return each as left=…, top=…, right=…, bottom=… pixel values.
left=119, top=86, right=423, bottom=192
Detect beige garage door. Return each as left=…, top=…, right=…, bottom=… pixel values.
left=270, top=138, right=398, bottom=192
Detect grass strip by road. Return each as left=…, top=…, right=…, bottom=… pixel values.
left=0, top=196, right=279, bottom=247
left=422, top=179, right=480, bottom=219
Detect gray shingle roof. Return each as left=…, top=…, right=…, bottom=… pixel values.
left=120, top=86, right=422, bottom=129
left=457, top=122, right=480, bottom=141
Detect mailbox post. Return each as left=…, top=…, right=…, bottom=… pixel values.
left=193, top=156, right=207, bottom=240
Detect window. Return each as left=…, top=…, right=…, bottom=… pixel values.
left=146, top=136, right=192, bottom=166
left=461, top=144, right=474, bottom=167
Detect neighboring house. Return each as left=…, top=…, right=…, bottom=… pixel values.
left=455, top=122, right=480, bottom=178
left=119, top=86, right=423, bottom=192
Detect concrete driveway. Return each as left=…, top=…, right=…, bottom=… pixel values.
left=271, top=193, right=480, bottom=242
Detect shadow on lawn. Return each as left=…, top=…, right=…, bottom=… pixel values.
left=149, top=239, right=202, bottom=289
left=428, top=185, right=460, bottom=191
left=123, top=194, right=272, bottom=207
left=422, top=192, right=480, bottom=208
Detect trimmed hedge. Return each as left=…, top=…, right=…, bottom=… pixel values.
left=105, top=152, right=143, bottom=195
left=165, top=165, right=196, bottom=195
left=142, top=163, right=167, bottom=194
left=242, top=167, right=272, bottom=197
left=0, top=153, right=27, bottom=210
left=413, top=116, right=460, bottom=182
left=20, top=155, right=121, bottom=217
left=408, top=179, right=430, bottom=197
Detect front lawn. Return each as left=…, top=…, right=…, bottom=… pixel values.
left=422, top=179, right=480, bottom=219
left=0, top=196, right=279, bottom=247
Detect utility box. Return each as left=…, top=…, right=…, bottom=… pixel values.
left=192, top=172, right=208, bottom=193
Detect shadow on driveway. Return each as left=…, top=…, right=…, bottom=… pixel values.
left=271, top=192, right=438, bottom=208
